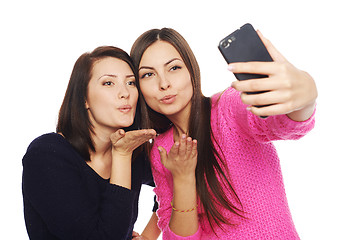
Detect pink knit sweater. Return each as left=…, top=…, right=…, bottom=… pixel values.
left=150, top=87, right=315, bottom=239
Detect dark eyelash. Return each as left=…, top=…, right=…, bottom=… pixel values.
left=103, top=81, right=113, bottom=86
left=172, top=66, right=181, bottom=70
left=141, top=72, right=153, bottom=79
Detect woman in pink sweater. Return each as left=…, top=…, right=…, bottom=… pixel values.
left=130, top=28, right=317, bottom=239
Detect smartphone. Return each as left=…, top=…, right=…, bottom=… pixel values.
left=218, top=23, right=272, bottom=117
left=218, top=23, right=273, bottom=82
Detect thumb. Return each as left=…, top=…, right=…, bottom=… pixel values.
left=257, top=30, right=287, bottom=62
left=157, top=146, right=168, bottom=167
left=110, top=129, right=125, bottom=145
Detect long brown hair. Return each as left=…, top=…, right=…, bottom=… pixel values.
left=56, top=46, right=139, bottom=161
left=130, top=28, right=245, bottom=232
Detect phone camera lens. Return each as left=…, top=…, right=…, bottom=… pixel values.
left=221, top=39, right=230, bottom=49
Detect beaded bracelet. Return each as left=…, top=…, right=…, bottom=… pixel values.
left=171, top=201, right=198, bottom=213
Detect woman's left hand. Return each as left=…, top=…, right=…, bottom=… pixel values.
left=229, top=30, right=317, bottom=121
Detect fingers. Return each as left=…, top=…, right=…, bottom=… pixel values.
left=228, top=61, right=278, bottom=76
left=110, top=129, right=125, bottom=145
left=191, top=139, right=197, bottom=158
left=227, top=31, right=288, bottom=77
left=178, top=134, right=187, bottom=157
left=159, top=135, right=198, bottom=176
left=247, top=102, right=294, bottom=117
left=177, top=135, right=197, bottom=160
left=231, top=75, right=287, bottom=93
left=240, top=88, right=291, bottom=107
left=111, top=129, right=156, bottom=154
left=132, top=231, right=140, bottom=237
left=124, top=129, right=157, bottom=144
left=163, top=134, right=198, bottom=163
left=158, top=146, right=168, bottom=167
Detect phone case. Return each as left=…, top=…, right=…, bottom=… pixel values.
left=218, top=23, right=273, bottom=81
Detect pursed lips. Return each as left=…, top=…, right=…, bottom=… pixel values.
left=160, top=95, right=176, bottom=104
left=117, top=105, right=132, bottom=113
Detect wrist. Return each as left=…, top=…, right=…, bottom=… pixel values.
left=287, top=101, right=316, bottom=122
left=112, top=149, right=132, bottom=159
left=173, top=174, right=196, bottom=186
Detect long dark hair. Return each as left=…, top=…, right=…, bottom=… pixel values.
left=130, top=28, right=245, bottom=232
left=56, top=46, right=139, bottom=161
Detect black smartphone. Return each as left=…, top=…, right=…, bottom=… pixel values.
left=218, top=23, right=273, bottom=82
left=218, top=23, right=272, bottom=117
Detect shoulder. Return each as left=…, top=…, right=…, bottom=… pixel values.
left=211, top=87, right=241, bottom=105
left=25, top=133, right=72, bottom=155
left=23, top=133, right=82, bottom=168
left=210, top=87, right=247, bottom=121
left=210, top=87, right=245, bottom=114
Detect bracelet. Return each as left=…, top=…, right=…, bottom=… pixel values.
left=171, top=201, right=197, bottom=213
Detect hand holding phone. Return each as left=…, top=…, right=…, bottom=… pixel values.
left=218, top=23, right=272, bottom=117
left=218, top=23, right=273, bottom=83
left=219, top=24, right=317, bottom=120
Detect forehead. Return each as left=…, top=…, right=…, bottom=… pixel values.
left=140, top=41, right=182, bottom=66
left=92, top=57, right=133, bottom=76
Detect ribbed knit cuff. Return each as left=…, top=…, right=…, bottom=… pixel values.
left=105, top=183, right=135, bottom=203
left=162, top=224, right=202, bottom=240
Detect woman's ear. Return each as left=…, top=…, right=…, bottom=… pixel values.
left=85, top=100, right=89, bottom=110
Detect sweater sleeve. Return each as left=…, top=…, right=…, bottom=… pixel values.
left=22, top=136, right=135, bottom=240
left=150, top=135, right=202, bottom=240
left=214, top=87, right=315, bottom=143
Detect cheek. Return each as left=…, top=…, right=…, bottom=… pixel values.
left=178, top=74, right=193, bottom=94
left=131, top=90, right=139, bottom=105
left=140, top=83, right=155, bottom=102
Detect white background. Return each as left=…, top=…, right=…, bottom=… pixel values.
left=1, top=0, right=359, bottom=239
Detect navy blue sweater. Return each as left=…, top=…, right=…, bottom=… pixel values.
left=22, top=133, right=156, bottom=240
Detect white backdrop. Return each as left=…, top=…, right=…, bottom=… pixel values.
left=1, top=0, right=359, bottom=239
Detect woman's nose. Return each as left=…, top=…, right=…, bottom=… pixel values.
left=159, top=74, right=171, bottom=90
left=118, top=85, right=130, bottom=99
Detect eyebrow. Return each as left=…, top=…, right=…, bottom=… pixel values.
left=139, top=58, right=182, bottom=71
left=97, top=74, right=134, bottom=81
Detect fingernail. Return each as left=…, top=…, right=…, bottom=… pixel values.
left=227, top=65, right=234, bottom=71
left=158, top=147, right=162, bottom=152
left=246, top=106, right=252, bottom=111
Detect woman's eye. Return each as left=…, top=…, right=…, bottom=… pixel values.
left=170, top=66, right=181, bottom=71
left=103, top=81, right=114, bottom=86
left=140, top=72, right=154, bottom=79
left=127, top=81, right=136, bottom=86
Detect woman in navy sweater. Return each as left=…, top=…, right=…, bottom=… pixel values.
left=22, top=46, right=160, bottom=240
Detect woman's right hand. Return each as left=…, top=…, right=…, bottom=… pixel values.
left=109, top=129, right=156, bottom=189
left=157, top=134, right=197, bottom=180
left=110, top=129, right=156, bottom=157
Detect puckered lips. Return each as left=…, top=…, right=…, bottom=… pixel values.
left=160, top=94, right=176, bottom=104
left=117, top=105, right=132, bottom=113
